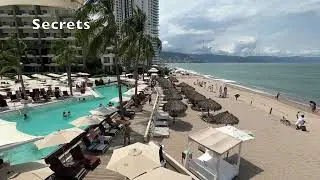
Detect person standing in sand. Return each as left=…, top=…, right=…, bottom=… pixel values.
left=295, top=113, right=305, bottom=130
left=219, top=86, right=223, bottom=97
left=275, top=92, right=280, bottom=100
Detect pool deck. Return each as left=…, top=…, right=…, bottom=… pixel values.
left=84, top=93, right=156, bottom=180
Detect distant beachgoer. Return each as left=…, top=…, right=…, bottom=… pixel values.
left=99, top=103, right=103, bottom=107
left=275, top=92, right=280, bottom=100
left=23, top=113, right=28, bottom=119
left=223, top=87, right=228, bottom=98
left=295, top=114, right=305, bottom=130
left=63, top=112, right=67, bottom=118
left=219, top=86, right=223, bottom=97
left=108, top=79, right=111, bottom=84
left=310, top=101, right=316, bottom=112
left=67, top=111, right=71, bottom=117
left=108, top=102, right=113, bottom=107
left=83, top=98, right=86, bottom=101
left=235, top=94, right=240, bottom=100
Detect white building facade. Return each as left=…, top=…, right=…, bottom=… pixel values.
left=0, top=0, right=83, bottom=72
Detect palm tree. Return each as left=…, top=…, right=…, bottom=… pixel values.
left=120, top=7, right=162, bottom=97
left=52, top=40, right=77, bottom=96
left=75, top=28, right=90, bottom=71
left=0, top=37, right=27, bottom=97
left=141, top=37, right=162, bottom=81
left=75, top=0, right=125, bottom=111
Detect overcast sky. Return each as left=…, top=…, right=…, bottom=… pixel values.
left=159, top=0, right=320, bottom=56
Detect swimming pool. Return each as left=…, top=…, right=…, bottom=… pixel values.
left=0, top=84, right=128, bottom=164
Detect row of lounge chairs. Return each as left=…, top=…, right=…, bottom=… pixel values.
left=2, top=87, right=71, bottom=104
left=44, top=109, right=133, bottom=179
left=152, top=87, right=170, bottom=138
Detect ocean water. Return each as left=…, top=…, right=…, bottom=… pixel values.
left=169, top=63, right=320, bottom=105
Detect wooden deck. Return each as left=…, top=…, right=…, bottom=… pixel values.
left=84, top=93, right=156, bottom=180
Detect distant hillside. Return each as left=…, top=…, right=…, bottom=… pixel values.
left=159, top=51, right=320, bottom=63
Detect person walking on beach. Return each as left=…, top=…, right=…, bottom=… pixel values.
left=275, top=92, right=280, bottom=100
left=310, top=101, right=316, bottom=112
left=123, top=122, right=131, bottom=145
left=219, top=86, right=223, bottom=97
left=223, top=86, right=228, bottom=98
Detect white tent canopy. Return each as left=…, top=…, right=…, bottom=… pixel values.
left=0, top=119, right=43, bottom=152
left=188, top=127, right=241, bottom=155
left=216, top=126, right=254, bottom=142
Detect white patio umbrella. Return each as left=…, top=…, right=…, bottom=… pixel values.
left=90, top=107, right=118, bottom=117
left=77, top=72, right=90, bottom=76
left=46, top=73, right=63, bottom=78
left=34, top=127, right=84, bottom=149
left=62, top=73, right=78, bottom=77
left=135, top=167, right=192, bottom=180
left=70, top=116, right=104, bottom=127
left=31, top=74, right=51, bottom=80
left=0, top=120, right=43, bottom=152
left=110, top=96, right=131, bottom=103
left=0, top=160, right=53, bottom=180
left=14, top=75, right=31, bottom=80
left=148, top=68, right=158, bottom=73
left=106, top=142, right=161, bottom=179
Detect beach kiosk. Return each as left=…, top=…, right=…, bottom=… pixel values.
left=183, top=126, right=254, bottom=180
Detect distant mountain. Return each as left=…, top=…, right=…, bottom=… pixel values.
left=159, top=51, right=320, bottom=63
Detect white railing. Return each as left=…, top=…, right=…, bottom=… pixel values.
left=144, top=87, right=159, bottom=142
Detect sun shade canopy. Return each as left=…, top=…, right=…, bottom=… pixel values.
left=188, top=127, right=241, bottom=155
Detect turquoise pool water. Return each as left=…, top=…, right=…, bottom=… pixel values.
left=0, top=84, right=128, bottom=164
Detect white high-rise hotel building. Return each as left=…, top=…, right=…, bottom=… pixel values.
left=101, top=0, right=159, bottom=70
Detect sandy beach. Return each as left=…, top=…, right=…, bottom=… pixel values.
left=155, top=74, right=320, bottom=180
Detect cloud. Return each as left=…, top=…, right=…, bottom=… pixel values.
left=159, top=0, right=320, bottom=56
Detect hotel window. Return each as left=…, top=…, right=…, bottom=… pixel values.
left=104, top=57, right=110, bottom=63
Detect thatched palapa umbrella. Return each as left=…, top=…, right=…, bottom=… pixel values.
left=163, top=100, right=188, bottom=123
left=177, top=82, right=189, bottom=87
left=198, top=99, right=222, bottom=115
left=163, top=88, right=179, bottom=96
left=163, top=93, right=183, bottom=101
left=211, top=111, right=239, bottom=125
left=189, top=93, right=206, bottom=105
